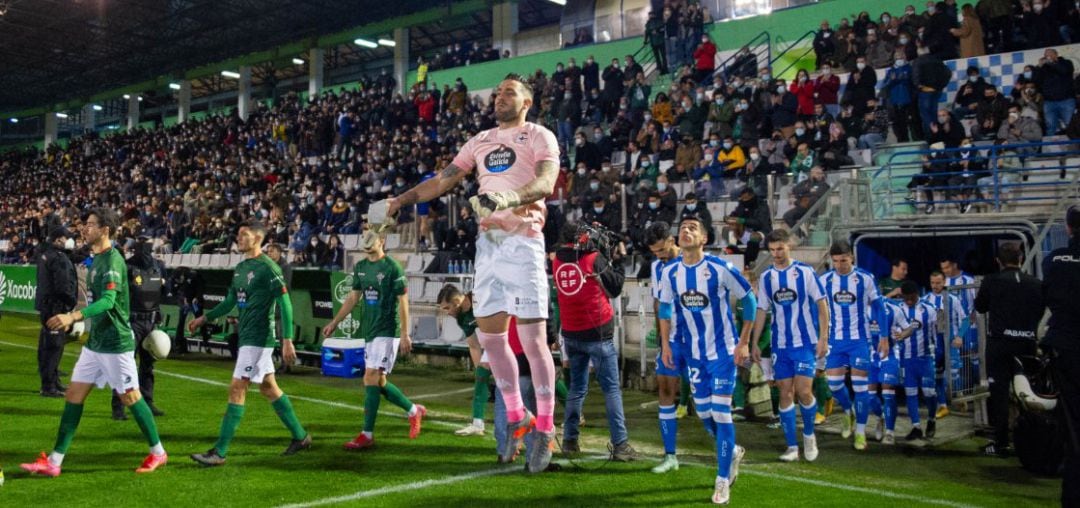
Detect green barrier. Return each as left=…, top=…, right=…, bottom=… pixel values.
left=328, top=270, right=363, bottom=340
left=0, top=265, right=40, bottom=314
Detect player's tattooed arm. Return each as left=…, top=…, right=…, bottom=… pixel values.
left=396, top=164, right=467, bottom=207
left=509, top=159, right=559, bottom=205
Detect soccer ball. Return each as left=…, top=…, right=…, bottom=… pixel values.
left=143, top=329, right=171, bottom=359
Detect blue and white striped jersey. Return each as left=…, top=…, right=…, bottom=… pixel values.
left=898, top=300, right=937, bottom=359
left=878, top=300, right=911, bottom=360
left=945, top=273, right=976, bottom=314
left=658, top=255, right=752, bottom=360
left=651, top=257, right=679, bottom=300
left=757, top=261, right=826, bottom=350
left=921, top=291, right=967, bottom=339
left=819, top=268, right=881, bottom=342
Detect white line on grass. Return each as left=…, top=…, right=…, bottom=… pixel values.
left=274, top=467, right=515, bottom=508
left=409, top=386, right=474, bottom=400
left=0, top=340, right=983, bottom=507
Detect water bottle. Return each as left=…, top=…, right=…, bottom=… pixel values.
left=465, top=260, right=473, bottom=274
left=449, top=260, right=459, bottom=274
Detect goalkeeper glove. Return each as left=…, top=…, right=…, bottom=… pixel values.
left=468, top=190, right=521, bottom=219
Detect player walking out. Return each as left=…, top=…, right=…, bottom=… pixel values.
left=21, top=208, right=167, bottom=477
left=869, top=298, right=914, bottom=444
left=658, top=214, right=756, bottom=504
left=188, top=220, right=310, bottom=466
left=437, top=285, right=491, bottom=437
left=818, top=242, right=886, bottom=450
left=644, top=221, right=690, bottom=474
left=382, top=76, right=561, bottom=473
left=922, top=272, right=967, bottom=418
left=324, top=232, right=426, bottom=450
left=751, top=230, right=830, bottom=462
left=897, top=281, right=940, bottom=441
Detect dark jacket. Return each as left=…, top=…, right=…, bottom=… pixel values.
left=1040, top=58, right=1076, bottom=102
left=1043, top=238, right=1080, bottom=350
left=974, top=267, right=1044, bottom=340
left=729, top=196, right=772, bottom=233
left=34, top=243, right=77, bottom=322
left=912, top=54, right=951, bottom=91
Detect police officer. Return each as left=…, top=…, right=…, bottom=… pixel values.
left=34, top=227, right=77, bottom=398
left=111, top=237, right=166, bottom=419
left=973, top=241, right=1045, bottom=457
left=1044, top=205, right=1080, bottom=507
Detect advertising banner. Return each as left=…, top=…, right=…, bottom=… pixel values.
left=328, top=271, right=363, bottom=339
left=0, top=265, right=39, bottom=314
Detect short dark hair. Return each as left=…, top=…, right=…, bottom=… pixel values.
left=997, top=242, right=1023, bottom=266
left=890, top=257, right=908, bottom=268
left=436, top=284, right=463, bottom=304
left=684, top=192, right=698, bottom=201
left=828, top=241, right=852, bottom=256
left=929, top=270, right=945, bottom=279
left=88, top=207, right=120, bottom=238
left=239, top=219, right=267, bottom=237
left=765, top=229, right=791, bottom=245
left=266, top=243, right=283, bottom=254
left=644, top=221, right=673, bottom=246
left=502, top=74, right=534, bottom=100
left=940, top=253, right=961, bottom=265
left=901, top=280, right=920, bottom=296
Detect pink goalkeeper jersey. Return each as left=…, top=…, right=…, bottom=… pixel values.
left=451, top=122, right=561, bottom=237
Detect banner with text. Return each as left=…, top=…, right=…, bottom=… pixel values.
left=0, top=265, right=39, bottom=314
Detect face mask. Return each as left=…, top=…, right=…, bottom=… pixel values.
left=906, top=9, right=915, bottom=15
left=64, top=238, right=75, bottom=250
left=968, top=76, right=978, bottom=83
left=602, top=165, right=611, bottom=172
left=590, top=182, right=599, bottom=191
left=895, top=59, right=906, bottom=67
left=723, top=142, right=733, bottom=150
left=325, top=199, right=334, bottom=206
left=644, top=115, right=652, bottom=121
left=776, top=85, right=785, bottom=94
left=592, top=93, right=599, bottom=99
left=657, top=183, right=668, bottom=191
left=577, top=168, right=587, bottom=175
left=856, top=62, right=866, bottom=71
left=899, top=36, right=910, bottom=45
left=761, top=73, right=771, bottom=81
left=575, top=138, right=585, bottom=146
left=642, top=161, right=651, bottom=168
left=883, top=15, right=891, bottom=23
left=1009, top=112, right=1020, bottom=120
left=648, top=202, right=659, bottom=210
left=685, top=203, right=697, bottom=211
left=593, top=207, right=605, bottom=214
left=822, top=67, right=832, bottom=75
left=1034, top=3, right=1043, bottom=12
left=556, top=67, right=564, bottom=72
left=937, top=116, right=949, bottom=124
left=715, top=97, right=725, bottom=105
left=927, top=6, right=936, bottom=14
left=799, top=76, right=807, bottom=83
left=739, top=102, right=748, bottom=110
left=709, top=140, right=720, bottom=147
left=564, top=93, right=572, bottom=100
left=795, top=128, right=806, bottom=136
left=1024, top=71, right=1033, bottom=79
left=750, top=153, right=761, bottom=161
left=310, top=239, right=319, bottom=246
left=396, top=180, right=405, bottom=186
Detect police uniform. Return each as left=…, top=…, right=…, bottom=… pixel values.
left=34, top=230, right=77, bottom=396
left=111, top=242, right=166, bottom=417
left=974, top=265, right=1044, bottom=450
left=1043, top=212, right=1080, bottom=506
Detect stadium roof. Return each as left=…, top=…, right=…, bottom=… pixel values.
left=0, top=0, right=561, bottom=116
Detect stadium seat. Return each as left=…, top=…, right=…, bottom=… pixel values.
left=385, top=233, right=401, bottom=250
left=624, top=283, right=646, bottom=313
left=412, top=315, right=439, bottom=342
left=404, top=254, right=422, bottom=273
left=422, top=281, right=442, bottom=304
left=439, top=315, right=464, bottom=343
left=406, top=276, right=426, bottom=300
left=718, top=254, right=744, bottom=272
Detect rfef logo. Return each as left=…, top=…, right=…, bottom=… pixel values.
left=554, top=263, right=585, bottom=296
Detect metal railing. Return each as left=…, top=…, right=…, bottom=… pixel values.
left=872, top=139, right=1080, bottom=218
left=711, top=31, right=770, bottom=82
left=770, top=30, right=818, bottom=78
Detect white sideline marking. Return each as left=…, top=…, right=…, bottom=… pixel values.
left=0, top=340, right=984, bottom=508
left=274, top=467, right=514, bottom=508
left=0, top=340, right=464, bottom=430
left=409, top=386, right=474, bottom=400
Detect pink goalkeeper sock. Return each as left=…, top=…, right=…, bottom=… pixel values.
left=477, top=330, right=524, bottom=422
left=517, top=321, right=556, bottom=433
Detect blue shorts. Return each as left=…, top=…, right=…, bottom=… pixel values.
left=772, top=347, right=816, bottom=380
left=655, top=342, right=690, bottom=379
left=901, top=356, right=936, bottom=390
left=688, top=356, right=736, bottom=399
left=825, top=339, right=872, bottom=371
left=869, top=354, right=900, bottom=386
left=416, top=202, right=430, bottom=216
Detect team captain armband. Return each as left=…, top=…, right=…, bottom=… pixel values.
left=658, top=302, right=673, bottom=320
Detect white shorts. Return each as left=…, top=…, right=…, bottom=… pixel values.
left=71, top=348, right=140, bottom=394
left=233, top=346, right=276, bottom=383
left=365, top=337, right=400, bottom=374
left=473, top=230, right=549, bottom=320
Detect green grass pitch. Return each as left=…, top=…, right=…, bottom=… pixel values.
left=0, top=313, right=1059, bottom=506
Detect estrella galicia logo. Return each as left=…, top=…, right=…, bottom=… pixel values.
left=236, top=289, right=248, bottom=309
left=364, top=286, right=379, bottom=305
left=484, top=145, right=517, bottom=173
left=833, top=290, right=856, bottom=306
left=911, top=320, right=923, bottom=330
left=680, top=290, right=709, bottom=313
left=773, top=288, right=797, bottom=306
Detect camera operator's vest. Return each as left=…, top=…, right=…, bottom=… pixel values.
left=129, top=263, right=163, bottom=314
left=552, top=251, right=614, bottom=333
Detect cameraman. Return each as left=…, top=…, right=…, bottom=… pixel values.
left=551, top=221, right=637, bottom=461
left=1044, top=206, right=1080, bottom=506
left=111, top=237, right=167, bottom=419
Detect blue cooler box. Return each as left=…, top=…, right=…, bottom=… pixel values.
left=321, top=338, right=366, bottom=378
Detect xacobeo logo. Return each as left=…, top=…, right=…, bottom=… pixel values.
left=0, top=271, right=35, bottom=306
